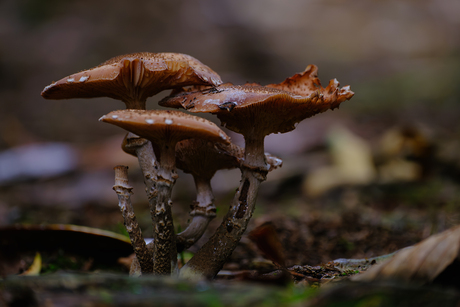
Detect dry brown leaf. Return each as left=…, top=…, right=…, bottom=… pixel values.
left=248, top=222, right=286, bottom=268
left=353, top=225, right=460, bottom=285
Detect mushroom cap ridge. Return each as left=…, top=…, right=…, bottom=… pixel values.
left=100, top=109, right=230, bottom=146
left=160, top=65, right=354, bottom=136
left=41, top=52, right=222, bottom=106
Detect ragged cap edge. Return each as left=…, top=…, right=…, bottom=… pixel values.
left=159, top=65, right=354, bottom=137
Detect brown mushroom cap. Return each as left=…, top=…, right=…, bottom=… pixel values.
left=175, top=139, right=242, bottom=180
left=41, top=52, right=222, bottom=109
left=159, top=65, right=354, bottom=137
left=99, top=109, right=230, bottom=146
left=176, top=139, right=282, bottom=180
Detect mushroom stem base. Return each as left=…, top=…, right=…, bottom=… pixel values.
left=179, top=168, right=264, bottom=279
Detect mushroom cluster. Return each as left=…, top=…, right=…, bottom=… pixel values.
left=41, top=52, right=354, bottom=279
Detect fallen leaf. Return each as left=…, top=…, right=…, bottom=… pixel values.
left=353, top=225, right=460, bottom=286
left=303, top=125, right=376, bottom=196
left=0, top=224, right=133, bottom=276
left=0, top=224, right=132, bottom=257
left=19, top=252, right=41, bottom=276
left=248, top=222, right=286, bottom=268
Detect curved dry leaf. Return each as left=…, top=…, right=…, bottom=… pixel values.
left=248, top=222, right=286, bottom=268
left=0, top=224, right=134, bottom=276
left=353, top=225, right=460, bottom=285
left=0, top=224, right=133, bottom=259
left=19, top=252, right=41, bottom=276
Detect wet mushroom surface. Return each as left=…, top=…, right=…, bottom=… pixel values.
left=41, top=52, right=222, bottom=110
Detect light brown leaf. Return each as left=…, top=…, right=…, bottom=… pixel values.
left=353, top=225, right=460, bottom=285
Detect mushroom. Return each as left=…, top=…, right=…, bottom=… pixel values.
left=174, top=140, right=243, bottom=251
left=41, top=52, right=222, bottom=275
left=41, top=52, right=222, bottom=110
left=175, top=141, right=282, bottom=252
left=160, top=65, right=354, bottom=279
left=40, top=51, right=222, bottom=213
left=100, top=109, right=231, bottom=275
left=124, top=136, right=282, bottom=253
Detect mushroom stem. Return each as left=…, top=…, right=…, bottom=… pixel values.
left=179, top=168, right=263, bottom=279
left=122, top=98, right=147, bottom=110
left=113, top=165, right=152, bottom=274
left=124, top=133, right=159, bottom=274
left=153, top=142, right=178, bottom=275
left=243, top=132, right=268, bottom=170
left=177, top=176, right=216, bottom=251
left=179, top=135, right=267, bottom=279
left=124, top=133, right=160, bottom=215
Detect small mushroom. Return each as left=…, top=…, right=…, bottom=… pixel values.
left=100, top=109, right=230, bottom=275
left=175, top=139, right=242, bottom=251
left=124, top=136, right=282, bottom=252
left=160, top=65, right=353, bottom=279
left=41, top=52, right=222, bottom=110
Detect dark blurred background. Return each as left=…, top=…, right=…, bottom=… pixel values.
left=1, top=0, right=460, bottom=265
